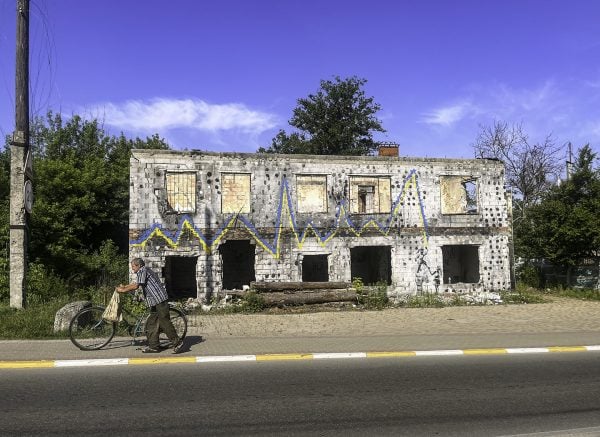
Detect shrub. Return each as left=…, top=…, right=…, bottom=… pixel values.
left=240, top=291, right=265, bottom=313
left=356, top=280, right=389, bottom=310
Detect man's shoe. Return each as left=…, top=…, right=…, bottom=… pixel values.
left=142, top=346, right=161, bottom=354
left=172, top=338, right=184, bottom=354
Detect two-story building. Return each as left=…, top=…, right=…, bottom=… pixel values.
left=128, top=147, right=513, bottom=300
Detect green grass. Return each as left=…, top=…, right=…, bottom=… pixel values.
left=0, top=298, right=72, bottom=339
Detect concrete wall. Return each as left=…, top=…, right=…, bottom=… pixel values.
left=129, top=150, right=513, bottom=299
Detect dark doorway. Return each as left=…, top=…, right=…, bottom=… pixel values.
left=164, top=256, right=198, bottom=299
left=302, top=255, right=329, bottom=282
left=350, top=246, right=392, bottom=285
left=442, top=245, right=480, bottom=283
left=220, top=240, right=256, bottom=289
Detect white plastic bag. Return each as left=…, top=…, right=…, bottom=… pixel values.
left=102, top=291, right=122, bottom=322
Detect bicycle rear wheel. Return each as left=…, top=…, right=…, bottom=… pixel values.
left=69, top=306, right=116, bottom=350
left=142, top=306, right=188, bottom=347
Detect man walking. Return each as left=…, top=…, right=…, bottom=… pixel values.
left=116, top=258, right=184, bottom=354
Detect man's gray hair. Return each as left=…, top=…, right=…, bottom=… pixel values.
left=131, top=258, right=145, bottom=267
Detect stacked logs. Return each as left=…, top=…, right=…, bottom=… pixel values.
left=230, top=282, right=357, bottom=306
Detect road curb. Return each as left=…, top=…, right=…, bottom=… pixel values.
left=2, top=345, right=600, bottom=369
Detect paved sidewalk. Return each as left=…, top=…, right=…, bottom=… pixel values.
left=1, top=297, right=600, bottom=365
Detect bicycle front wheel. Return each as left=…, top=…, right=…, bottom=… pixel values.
left=69, top=306, right=116, bottom=350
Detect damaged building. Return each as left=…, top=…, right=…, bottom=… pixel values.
left=128, top=146, right=513, bottom=300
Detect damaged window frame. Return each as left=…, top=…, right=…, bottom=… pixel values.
left=350, top=176, right=391, bottom=214
left=440, top=175, right=479, bottom=215
left=296, top=174, right=328, bottom=213
left=221, top=172, right=252, bottom=214
left=165, top=171, right=197, bottom=214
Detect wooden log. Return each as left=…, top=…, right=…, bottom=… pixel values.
left=259, top=290, right=358, bottom=306
left=250, top=281, right=351, bottom=292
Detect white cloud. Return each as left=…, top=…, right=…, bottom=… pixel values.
left=421, top=101, right=476, bottom=126
left=87, top=98, right=278, bottom=134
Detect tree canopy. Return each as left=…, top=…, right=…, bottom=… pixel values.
left=0, top=112, right=169, bottom=301
left=516, top=145, right=600, bottom=279
left=259, top=76, right=385, bottom=156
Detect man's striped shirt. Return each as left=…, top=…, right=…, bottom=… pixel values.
left=136, top=266, right=169, bottom=307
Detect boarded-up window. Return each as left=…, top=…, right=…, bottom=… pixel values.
left=297, top=175, right=327, bottom=213
left=166, top=172, right=196, bottom=213
left=440, top=176, right=478, bottom=214
left=349, top=177, right=391, bottom=213
left=221, top=173, right=251, bottom=213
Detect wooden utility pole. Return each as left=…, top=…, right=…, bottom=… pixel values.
left=10, top=0, right=31, bottom=309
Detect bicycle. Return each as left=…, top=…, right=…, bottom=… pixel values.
left=69, top=301, right=188, bottom=351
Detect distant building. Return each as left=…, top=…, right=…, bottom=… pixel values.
left=128, top=147, right=513, bottom=300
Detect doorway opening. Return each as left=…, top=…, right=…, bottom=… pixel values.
left=220, top=240, right=256, bottom=289
left=302, top=254, right=329, bottom=282
left=164, top=256, right=198, bottom=299
left=350, top=246, right=392, bottom=285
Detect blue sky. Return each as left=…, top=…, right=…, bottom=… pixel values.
left=1, top=0, right=600, bottom=162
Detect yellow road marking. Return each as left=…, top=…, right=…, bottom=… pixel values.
left=366, top=351, right=417, bottom=358
left=129, top=357, right=197, bottom=365
left=0, top=360, right=55, bottom=369
left=548, top=346, right=587, bottom=353
left=463, top=348, right=508, bottom=355
left=256, top=353, right=313, bottom=361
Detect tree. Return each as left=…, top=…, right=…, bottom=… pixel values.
left=517, top=145, right=600, bottom=285
left=259, top=76, right=385, bottom=156
left=0, top=112, right=170, bottom=300
left=473, top=120, right=562, bottom=216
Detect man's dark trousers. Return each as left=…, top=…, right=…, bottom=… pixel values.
left=146, top=301, right=178, bottom=349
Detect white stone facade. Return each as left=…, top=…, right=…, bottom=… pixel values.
left=129, top=150, right=513, bottom=299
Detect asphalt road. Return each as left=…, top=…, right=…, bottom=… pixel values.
left=2, top=353, right=600, bottom=436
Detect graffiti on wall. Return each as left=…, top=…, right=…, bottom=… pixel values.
left=130, top=169, right=430, bottom=258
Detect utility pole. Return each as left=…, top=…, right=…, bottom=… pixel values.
left=566, top=142, right=573, bottom=181
left=10, top=0, right=31, bottom=309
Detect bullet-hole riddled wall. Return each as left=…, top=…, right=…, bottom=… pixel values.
left=128, top=150, right=514, bottom=298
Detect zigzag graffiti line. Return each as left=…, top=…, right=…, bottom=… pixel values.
left=130, top=170, right=430, bottom=257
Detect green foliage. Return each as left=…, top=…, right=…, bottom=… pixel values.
left=517, top=145, right=600, bottom=271
left=259, top=76, right=385, bottom=156
left=240, top=291, right=265, bottom=313
left=501, top=284, right=547, bottom=304
left=516, top=262, right=542, bottom=288
left=352, top=277, right=364, bottom=293
left=556, top=288, right=600, bottom=300
left=26, top=263, right=69, bottom=305
left=356, top=281, right=389, bottom=310
left=0, top=111, right=169, bottom=306
left=401, top=293, right=446, bottom=308
left=0, top=298, right=72, bottom=339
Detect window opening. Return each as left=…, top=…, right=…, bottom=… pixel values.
left=221, top=173, right=251, bottom=214
left=296, top=175, right=327, bottom=213
left=166, top=172, right=196, bottom=213
left=440, top=176, right=478, bottom=215
left=442, top=245, right=480, bottom=284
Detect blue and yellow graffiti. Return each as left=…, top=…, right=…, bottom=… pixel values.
left=130, top=169, right=429, bottom=258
